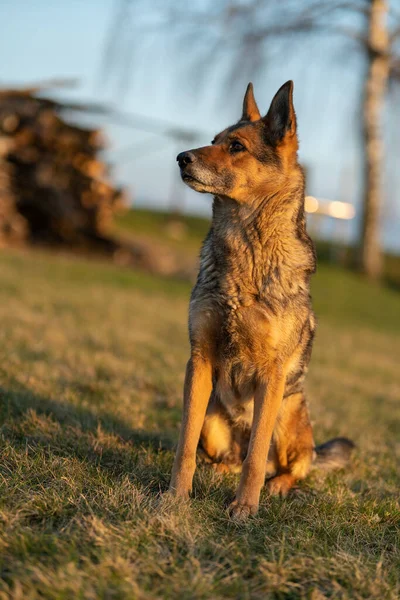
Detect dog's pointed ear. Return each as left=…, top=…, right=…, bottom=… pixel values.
left=263, top=80, right=297, bottom=143
left=241, top=82, right=261, bottom=122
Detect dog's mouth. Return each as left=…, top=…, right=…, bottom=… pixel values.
left=181, top=172, right=211, bottom=192
left=181, top=172, right=202, bottom=185
left=180, top=166, right=215, bottom=193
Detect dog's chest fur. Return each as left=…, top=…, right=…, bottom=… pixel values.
left=189, top=193, right=316, bottom=426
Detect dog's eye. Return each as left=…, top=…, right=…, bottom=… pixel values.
left=229, top=140, right=245, bottom=153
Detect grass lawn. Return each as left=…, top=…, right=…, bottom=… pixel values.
left=0, top=246, right=399, bottom=599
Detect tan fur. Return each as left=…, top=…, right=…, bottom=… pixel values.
left=170, top=81, right=352, bottom=519
left=242, top=82, right=261, bottom=122
left=201, top=409, right=232, bottom=462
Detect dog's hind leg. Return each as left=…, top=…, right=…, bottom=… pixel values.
left=199, top=396, right=242, bottom=474
left=267, top=392, right=314, bottom=496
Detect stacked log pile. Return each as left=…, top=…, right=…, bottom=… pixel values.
left=0, top=134, right=27, bottom=247
left=0, top=88, right=126, bottom=250
left=0, top=86, right=196, bottom=279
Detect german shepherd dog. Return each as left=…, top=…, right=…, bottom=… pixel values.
left=170, top=81, right=353, bottom=519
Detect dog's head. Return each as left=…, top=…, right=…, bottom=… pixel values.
left=177, top=81, right=299, bottom=203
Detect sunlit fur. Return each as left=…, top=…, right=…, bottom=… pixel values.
left=170, top=81, right=353, bottom=518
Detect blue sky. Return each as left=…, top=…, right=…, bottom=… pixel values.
left=0, top=0, right=399, bottom=251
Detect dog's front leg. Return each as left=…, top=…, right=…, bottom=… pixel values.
left=229, top=367, right=285, bottom=519
left=169, top=355, right=212, bottom=498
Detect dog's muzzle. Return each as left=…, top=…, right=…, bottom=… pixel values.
left=176, top=151, right=195, bottom=169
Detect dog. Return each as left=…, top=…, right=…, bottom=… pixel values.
left=169, top=81, right=354, bottom=519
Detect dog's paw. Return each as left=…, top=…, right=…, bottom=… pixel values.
left=267, top=473, right=295, bottom=497
left=156, top=490, right=191, bottom=517
left=167, top=484, right=191, bottom=500
left=228, top=499, right=258, bottom=521
left=211, top=462, right=231, bottom=474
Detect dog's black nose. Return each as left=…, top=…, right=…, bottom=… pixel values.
left=176, top=151, right=195, bottom=168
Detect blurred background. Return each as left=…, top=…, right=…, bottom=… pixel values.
left=0, top=0, right=399, bottom=284
left=1, top=4, right=400, bottom=595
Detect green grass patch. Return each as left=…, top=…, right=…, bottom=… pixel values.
left=0, top=247, right=399, bottom=599
left=116, top=207, right=210, bottom=247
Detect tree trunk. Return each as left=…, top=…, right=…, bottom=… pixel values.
left=359, top=0, right=389, bottom=280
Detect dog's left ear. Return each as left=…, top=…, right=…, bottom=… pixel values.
left=241, top=83, right=261, bottom=122
left=263, top=80, right=297, bottom=144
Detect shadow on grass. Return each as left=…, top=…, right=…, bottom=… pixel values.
left=3, top=380, right=397, bottom=507
left=0, top=380, right=176, bottom=492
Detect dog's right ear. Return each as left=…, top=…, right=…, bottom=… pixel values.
left=241, top=83, right=261, bottom=122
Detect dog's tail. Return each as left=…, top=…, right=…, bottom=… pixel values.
left=313, top=437, right=355, bottom=471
